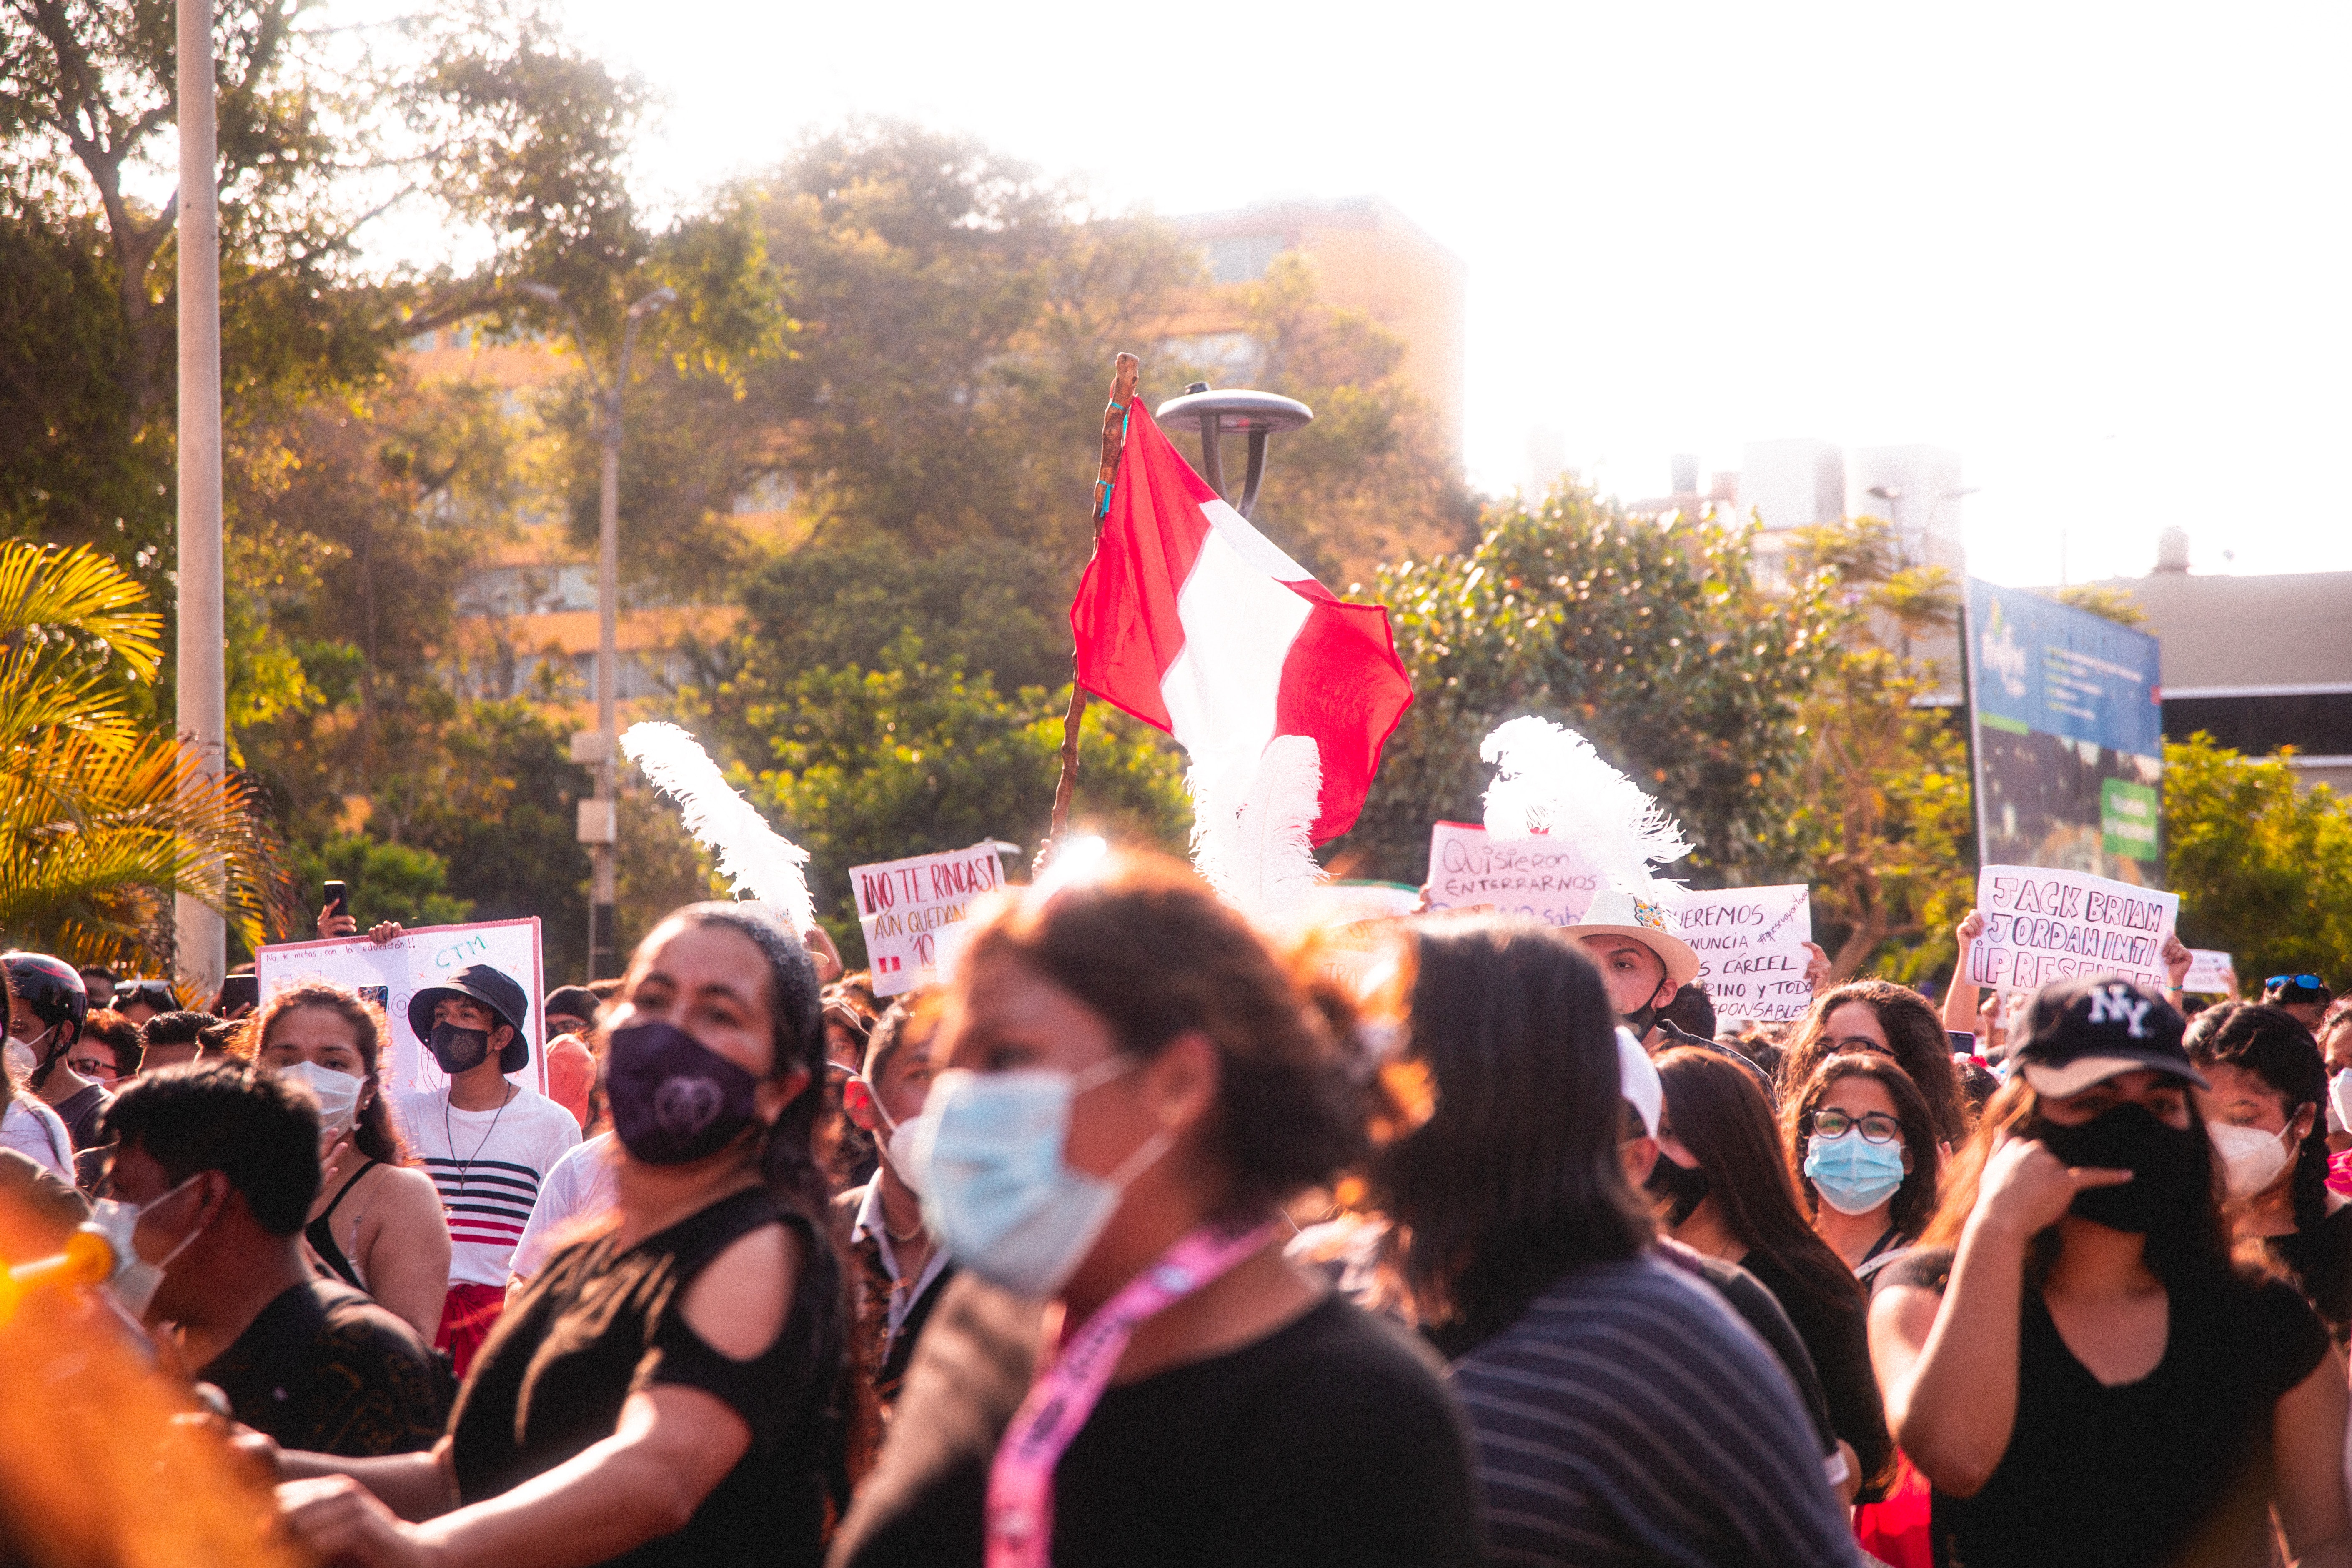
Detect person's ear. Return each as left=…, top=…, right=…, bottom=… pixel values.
left=1651, top=974, right=1679, bottom=1012
left=1619, top=1135, right=1659, bottom=1187
left=2292, top=1103, right=2318, bottom=1144
left=755, top=1065, right=812, bottom=1128
left=1140, top=1031, right=1222, bottom=1138
left=841, top=1076, right=880, bottom=1133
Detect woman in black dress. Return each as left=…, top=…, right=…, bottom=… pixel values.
left=272, top=902, right=848, bottom=1568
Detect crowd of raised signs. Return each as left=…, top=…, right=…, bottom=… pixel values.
left=4, top=863, right=2352, bottom=1568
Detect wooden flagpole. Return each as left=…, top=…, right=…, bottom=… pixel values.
left=1044, top=352, right=1140, bottom=855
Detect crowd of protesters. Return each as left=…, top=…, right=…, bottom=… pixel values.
left=5, top=861, right=2352, bottom=1567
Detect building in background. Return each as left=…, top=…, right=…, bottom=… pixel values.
left=2049, top=538, right=2352, bottom=794
left=1162, top=197, right=1468, bottom=458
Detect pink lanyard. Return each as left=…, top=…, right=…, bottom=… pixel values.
left=985, top=1217, right=1282, bottom=1568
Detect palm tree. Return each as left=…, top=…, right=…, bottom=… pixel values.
left=0, top=541, right=291, bottom=971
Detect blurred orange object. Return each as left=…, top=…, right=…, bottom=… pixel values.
left=0, top=1192, right=298, bottom=1568
left=545, top=1032, right=595, bottom=1132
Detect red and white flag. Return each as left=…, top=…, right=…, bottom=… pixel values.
left=1070, top=401, right=1412, bottom=909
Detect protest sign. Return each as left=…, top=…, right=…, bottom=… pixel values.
left=256, top=917, right=546, bottom=1097
left=1963, top=865, right=2178, bottom=992
left=1423, top=822, right=1601, bottom=925
left=2182, top=948, right=2237, bottom=996
left=852, top=842, right=1010, bottom=998
left=1667, top=885, right=1815, bottom=1022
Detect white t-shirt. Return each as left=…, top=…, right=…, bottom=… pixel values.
left=0, top=1097, right=73, bottom=1180
left=510, top=1131, right=619, bottom=1282
left=393, top=1087, right=580, bottom=1287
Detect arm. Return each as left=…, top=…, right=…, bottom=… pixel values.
left=2160, top=932, right=2193, bottom=1009
left=1801, top=941, right=1832, bottom=998
left=2276, top=1347, right=2352, bottom=1568
left=1944, top=912, right=1984, bottom=1034
left=1871, top=1139, right=2129, bottom=1496
left=802, top=924, right=844, bottom=984
left=277, top=1444, right=457, bottom=1522
left=361, top=1166, right=454, bottom=1342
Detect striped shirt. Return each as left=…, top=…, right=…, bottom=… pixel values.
left=1449, top=1252, right=1858, bottom=1568
left=393, top=1089, right=580, bottom=1287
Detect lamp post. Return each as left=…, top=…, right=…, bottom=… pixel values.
left=1153, top=382, right=1314, bottom=520
left=174, top=0, right=226, bottom=999
left=518, top=281, right=676, bottom=979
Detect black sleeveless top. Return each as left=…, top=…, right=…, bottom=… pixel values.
left=306, top=1161, right=376, bottom=1290
left=448, top=1187, right=841, bottom=1567
left=1883, top=1247, right=2327, bottom=1568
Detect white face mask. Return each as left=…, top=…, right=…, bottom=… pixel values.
left=4, top=1024, right=49, bottom=1081
left=2210, top=1120, right=2299, bottom=1201
left=2329, top=1070, right=2352, bottom=1138
left=85, top=1175, right=208, bottom=1320
left=278, top=1060, right=366, bottom=1144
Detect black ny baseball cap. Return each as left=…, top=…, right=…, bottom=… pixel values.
left=2012, top=977, right=2204, bottom=1099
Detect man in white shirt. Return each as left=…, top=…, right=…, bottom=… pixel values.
left=507, top=1130, right=617, bottom=1291
left=391, top=962, right=577, bottom=1375
left=832, top=1003, right=951, bottom=1405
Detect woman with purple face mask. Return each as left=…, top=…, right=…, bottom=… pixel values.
left=266, top=903, right=852, bottom=1568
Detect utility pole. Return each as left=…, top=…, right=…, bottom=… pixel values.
left=520, top=282, right=674, bottom=979
left=175, top=0, right=226, bottom=999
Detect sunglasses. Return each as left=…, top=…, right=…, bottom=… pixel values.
left=2267, top=974, right=2327, bottom=992
left=1810, top=1108, right=1904, bottom=1144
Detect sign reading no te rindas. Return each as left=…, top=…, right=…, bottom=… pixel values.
left=850, top=842, right=1009, bottom=998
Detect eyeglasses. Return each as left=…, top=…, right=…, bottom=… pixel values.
left=1827, top=1035, right=1896, bottom=1058
left=2267, top=975, right=2327, bottom=992
left=67, top=1057, right=113, bottom=1080
left=1811, top=1108, right=1903, bottom=1144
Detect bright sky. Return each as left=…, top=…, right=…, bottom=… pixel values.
left=538, top=0, right=2352, bottom=586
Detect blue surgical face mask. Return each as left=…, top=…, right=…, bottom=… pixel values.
left=906, top=1057, right=1171, bottom=1299
left=1804, top=1130, right=1907, bottom=1216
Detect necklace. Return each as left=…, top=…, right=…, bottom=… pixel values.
left=444, top=1082, right=517, bottom=1197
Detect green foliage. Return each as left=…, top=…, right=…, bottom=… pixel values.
left=1331, top=482, right=1844, bottom=888
left=2165, top=733, right=2352, bottom=987
left=2054, top=583, right=2150, bottom=627
left=1781, top=518, right=1976, bottom=981
left=681, top=633, right=1189, bottom=951
left=293, top=836, right=474, bottom=932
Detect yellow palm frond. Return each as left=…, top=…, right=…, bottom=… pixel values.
left=0, top=541, right=164, bottom=679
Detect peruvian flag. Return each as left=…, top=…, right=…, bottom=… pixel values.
left=1070, top=401, right=1412, bottom=844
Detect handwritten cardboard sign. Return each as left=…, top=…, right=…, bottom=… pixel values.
left=1423, top=822, right=1601, bottom=926
left=852, top=842, right=1009, bottom=998
left=256, top=917, right=547, bottom=1097
left=1668, top=885, right=1815, bottom=1023
left=1964, top=865, right=2179, bottom=993
left=2182, top=948, right=2236, bottom=996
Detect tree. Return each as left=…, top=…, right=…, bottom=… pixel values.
left=2055, top=584, right=2149, bottom=627
left=2165, top=733, right=2352, bottom=986
left=1330, top=482, right=1845, bottom=889
left=0, top=541, right=291, bottom=968
left=1781, top=520, right=1974, bottom=982
left=675, top=632, right=1189, bottom=952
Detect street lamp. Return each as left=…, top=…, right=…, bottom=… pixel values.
left=1154, top=382, right=1313, bottom=519
left=517, top=281, right=677, bottom=979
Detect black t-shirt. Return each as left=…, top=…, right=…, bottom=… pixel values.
left=1738, top=1246, right=1894, bottom=1495
left=1884, top=1247, right=2330, bottom=1568
left=2267, top=1201, right=2352, bottom=1342
left=450, top=1187, right=839, bottom=1568
left=1657, top=1245, right=1838, bottom=1459
left=53, top=1084, right=109, bottom=1152
left=200, top=1279, right=445, bottom=1457
left=829, top=1274, right=1482, bottom=1568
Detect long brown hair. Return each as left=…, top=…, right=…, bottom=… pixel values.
left=252, top=982, right=408, bottom=1166
left=1780, top=980, right=1969, bottom=1148
left=1657, top=1046, right=1862, bottom=1316
left=1782, top=1052, right=1941, bottom=1241
left=1371, top=920, right=1654, bottom=1349
left=1920, top=1073, right=2235, bottom=1290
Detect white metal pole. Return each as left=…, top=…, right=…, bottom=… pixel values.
left=175, top=0, right=227, bottom=999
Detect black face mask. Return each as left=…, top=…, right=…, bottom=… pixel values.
left=1645, top=1151, right=1712, bottom=1227
left=428, top=1022, right=492, bottom=1075
left=2029, top=1100, right=2210, bottom=1235
left=605, top=1019, right=764, bottom=1166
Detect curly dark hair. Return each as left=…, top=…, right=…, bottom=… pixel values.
left=2185, top=1002, right=2331, bottom=1232
left=954, top=849, right=1372, bottom=1213
left=1780, top=980, right=1969, bottom=1149
left=102, top=1061, right=322, bottom=1235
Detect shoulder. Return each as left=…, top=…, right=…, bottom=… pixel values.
left=367, top=1161, right=446, bottom=1217
left=2227, top=1267, right=2331, bottom=1375
left=1872, top=1244, right=1955, bottom=1297
left=679, top=1207, right=806, bottom=1362
left=510, top=1088, right=581, bottom=1142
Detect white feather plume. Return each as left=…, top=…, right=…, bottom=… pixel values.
left=620, top=721, right=815, bottom=932
left=1188, top=735, right=1328, bottom=926
left=1480, top=717, right=1691, bottom=896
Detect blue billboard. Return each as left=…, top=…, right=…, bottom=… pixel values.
left=1965, top=579, right=2165, bottom=885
